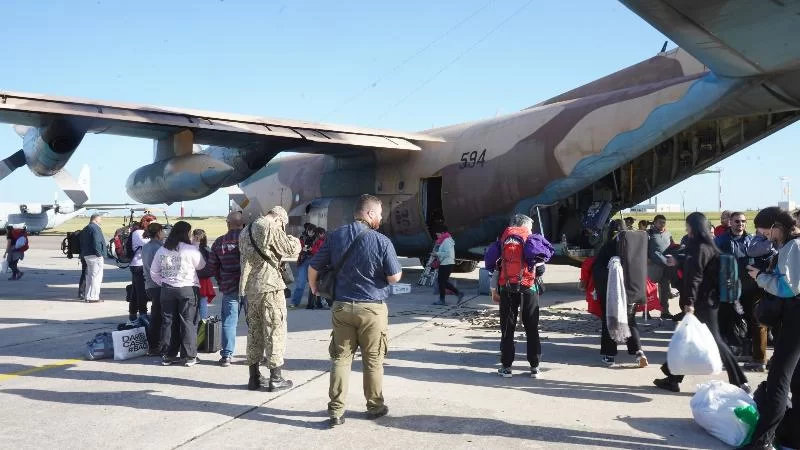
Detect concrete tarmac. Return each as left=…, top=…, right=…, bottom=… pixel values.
left=0, top=236, right=767, bottom=449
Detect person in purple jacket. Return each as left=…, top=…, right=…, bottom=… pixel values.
left=484, top=214, right=554, bottom=379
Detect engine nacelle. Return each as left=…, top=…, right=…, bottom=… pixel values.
left=126, top=154, right=234, bottom=204
left=21, top=120, right=86, bottom=177
left=198, top=146, right=278, bottom=187
left=56, top=204, right=75, bottom=214
left=20, top=203, right=43, bottom=215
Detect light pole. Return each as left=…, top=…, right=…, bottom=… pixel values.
left=699, top=168, right=722, bottom=211
left=681, top=190, right=687, bottom=220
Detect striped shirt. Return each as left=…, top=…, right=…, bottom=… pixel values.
left=207, top=229, right=242, bottom=295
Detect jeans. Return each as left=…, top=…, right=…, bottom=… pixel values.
left=160, top=285, right=199, bottom=359
left=198, top=297, right=208, bottom=320
left=78, top=256, right=87, bottom=299
left=220, top=292, right=241, bottom=358
left=499, top=288, right=541, bottom=368
left=129, top=266, right=148, bottom=318
left=290, top=261, right=309, bottom=306
left=437, top=264, right=461, bottom=302
left=750, top=298, right=800, bottom=447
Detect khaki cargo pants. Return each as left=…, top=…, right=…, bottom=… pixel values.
left=246, top=291, right=287, bottom=368
left=327, top=301, right=388, bottom=418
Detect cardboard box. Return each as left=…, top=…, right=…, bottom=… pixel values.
left=390, top=283, right=412, bottom=295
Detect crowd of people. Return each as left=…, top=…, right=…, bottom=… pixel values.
left=10, top=195, right=800, bottom=445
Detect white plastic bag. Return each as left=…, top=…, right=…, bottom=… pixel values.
left=1, top=258, right=7, bottom=274
left=112, top=327, right=148, bottom=360
left=667, top=313, right=723, bottom=375
left=691, top=380, right=757, bottom=446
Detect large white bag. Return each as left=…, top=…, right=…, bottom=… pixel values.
left=691, top=380, right=758, bottom=446
left=112, top=327, right=149, bottom=360
left=667, top=313, right=723, bottom=375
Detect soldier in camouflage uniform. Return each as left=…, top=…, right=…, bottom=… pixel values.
left=239, top=205, right=301, bottom=391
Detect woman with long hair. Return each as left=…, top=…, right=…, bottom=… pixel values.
left=192, top=229, right=216, bottom=320
left=150, top=221, right=205, bottom=367
left=744, top=207, right=800, bottom=449
left=142, top=222, right=168, bottom=355
left=653, top=212, right=749, bottom=393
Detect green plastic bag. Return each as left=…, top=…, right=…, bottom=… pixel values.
left=734, top=405, right=759, bottom=446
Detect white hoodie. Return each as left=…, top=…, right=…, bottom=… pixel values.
left=150, top=242, right=205, bottom=288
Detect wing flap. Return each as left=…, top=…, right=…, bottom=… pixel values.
left=0, top=91, right=442, bottom=151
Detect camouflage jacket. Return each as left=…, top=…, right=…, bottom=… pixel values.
left=239, top=216, right=301, bottom=295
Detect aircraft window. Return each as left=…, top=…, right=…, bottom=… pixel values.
left=398, top=181, right=405, bottom=190
left=295, top=194, right=300, bottom=202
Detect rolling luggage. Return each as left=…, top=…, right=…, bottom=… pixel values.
left=198, top=316, right=222, bottom=353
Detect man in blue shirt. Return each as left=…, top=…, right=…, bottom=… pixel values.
left=79, top=214, right=106, bottom=303
left=308, top=194, right=402, bottom=428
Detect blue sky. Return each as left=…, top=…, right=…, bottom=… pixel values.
left=1, top=0, right=797, bottom=215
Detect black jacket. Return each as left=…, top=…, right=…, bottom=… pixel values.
left=680, top=240, right=720, bottom=309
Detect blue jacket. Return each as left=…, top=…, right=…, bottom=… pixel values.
left=79, top=222, right=105, bottom=257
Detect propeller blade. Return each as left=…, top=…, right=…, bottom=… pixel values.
left=0, top=149, right=25, bottom=182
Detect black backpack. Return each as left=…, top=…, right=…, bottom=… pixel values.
left=61, top=229, right=83, bottom=259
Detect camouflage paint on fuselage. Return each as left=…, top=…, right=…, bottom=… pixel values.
left=238, top=46, right=800, bottom=260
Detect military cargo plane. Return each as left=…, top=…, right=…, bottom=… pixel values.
left=1, top=0, right=800, bottom=265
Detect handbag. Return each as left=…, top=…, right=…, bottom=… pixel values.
left=756, top=294, right=785, bottom=328
left=317, top=228, right=370, bottom=300
left=247, top=222, right=295, bottom=285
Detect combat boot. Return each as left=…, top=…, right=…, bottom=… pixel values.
left=248, top=364, right=268, bottom=391
left=268, top=366, right=293, bottom=392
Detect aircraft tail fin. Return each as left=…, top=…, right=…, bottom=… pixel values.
left=52, top=165, right=90, bottom=206
left=620, top=0, right=800, bottom=78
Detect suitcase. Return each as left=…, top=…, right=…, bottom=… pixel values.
left=582, top=201, right=612, bottom=232
left=198, top=317, right=222, bottom=353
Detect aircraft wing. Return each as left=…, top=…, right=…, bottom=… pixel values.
left=0, top=91, right=443, bottom=151
left=620, top=0, right=800, bottom=78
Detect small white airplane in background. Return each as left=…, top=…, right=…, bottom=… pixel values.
left=0, top=164, right=140, bottom=234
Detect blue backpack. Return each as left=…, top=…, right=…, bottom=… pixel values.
left=84, top=332, right=114, bottom=360
left=719, top=254, right=742, bottom=303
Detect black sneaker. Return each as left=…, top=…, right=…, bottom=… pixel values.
left=497, top=367, right=512, bottom=378
left=328, top=416, right=345, bottom=428
left=219, top=357, right=232, bottom=367
left=600, top=355, right=615, bottom=367
left=653, top=377, right=680, bottom=392
left=161, top=355, right=178, bottom=366
left=530, top=367, right=540, bottom=379
left=366, top=405, right=389, bottom=420
left=184, top=357, right=198, bottom=367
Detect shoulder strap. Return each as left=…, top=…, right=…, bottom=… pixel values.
left=248, top=223, right=273, bottom=263
left=331, top=228, right=371, bottom=276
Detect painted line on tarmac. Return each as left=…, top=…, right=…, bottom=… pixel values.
left=173, top=298, right=480, bottom=449
left=0, top=359, right=81, bottom=382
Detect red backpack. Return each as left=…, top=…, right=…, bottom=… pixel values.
left=498, top=226, right=534, bottom=292
left=10, top=228, right=29, bottom=253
